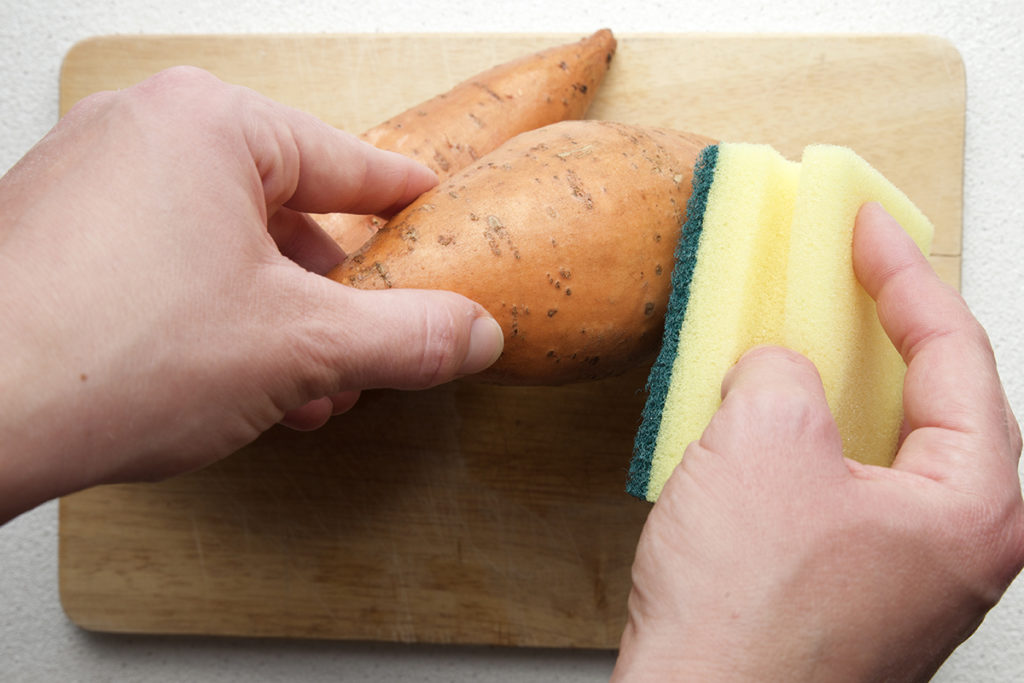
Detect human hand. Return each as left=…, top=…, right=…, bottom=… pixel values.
left=613, top=202, right=1024, bottom=681
left=0, top=67, right=504, bottom=523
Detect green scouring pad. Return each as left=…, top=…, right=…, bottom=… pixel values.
left=628, top=143, right=935, bottom=502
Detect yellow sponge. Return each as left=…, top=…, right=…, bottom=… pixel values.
left=628, top=143, right=934, bottom=502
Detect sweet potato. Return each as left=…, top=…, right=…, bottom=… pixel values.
left=327, top=120, right=715, bottom=385
left=315, top=29, right=617, bottom=253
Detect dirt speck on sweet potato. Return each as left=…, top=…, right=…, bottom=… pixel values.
left=565, top=169, right=593, bottom=209
left=373, top=262, right=393, bottom=288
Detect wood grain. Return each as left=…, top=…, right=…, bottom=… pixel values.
left=58, top=33, right=965, bottom=647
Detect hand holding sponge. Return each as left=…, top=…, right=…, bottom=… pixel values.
left=628, top=143, right=935, bottom=502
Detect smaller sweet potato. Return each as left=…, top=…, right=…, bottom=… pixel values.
left=315, top=30, right=617, bottom=253
left=328, top=120, right=715, bottom=385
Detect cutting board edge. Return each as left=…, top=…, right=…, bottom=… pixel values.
left=59, top=30, right=965, bottom=99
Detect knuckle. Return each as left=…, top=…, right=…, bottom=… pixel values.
left=731, top=355, right=827, bottom=419
left=1009, top=412, right=1023, bottom=457
left=66, top=67, right=229, bottom=132
left=65, top=89, right=117, bottom=120
left=121, top=66, right=233, bottom=131
left=717, top=380, right=837, bottom=456
left=961, top=309, right=996, bottom=355
left=1005, top=515, right=1024, bottom=583
left=748, top=383, right=829, bottom=429
left=961, top=493, right=1024, bottom=600
left=749, top=345, right=819, bottom=377
left=135, top=65, right=221, bottom=97
left=414, top=304, right=462, bottom=388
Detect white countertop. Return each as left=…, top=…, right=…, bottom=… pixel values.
left=3, top=1, right=1023, bottom=680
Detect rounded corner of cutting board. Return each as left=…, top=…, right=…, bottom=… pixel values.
left=57, top=572, right=99, bottom=634
left=60, top=35, right=115, bottom=82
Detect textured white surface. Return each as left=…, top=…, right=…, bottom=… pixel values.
left=2, top=1, right=1023, bottom=681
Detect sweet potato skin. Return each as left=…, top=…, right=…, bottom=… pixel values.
left=316, top=30, right=617, bottom=253
left=327, top=120, right=715, bottom=385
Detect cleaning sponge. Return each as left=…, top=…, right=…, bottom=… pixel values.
left=627, top=143, right=935, bottom=502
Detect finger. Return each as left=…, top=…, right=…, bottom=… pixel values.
left=278, top=391, right=361, bottom=430
left=852, top=202, right=1018, bottom=475
left=243, top=96, right=437, bottom=216
left=267, top=207, right=346, bottom=275
left=329, top=390, right=362, bottom=416
left=280, top=397, right=334, bottom=431
left=701, top=345, right=845, bottom=474
left=289, top=280, right=505, bottom=392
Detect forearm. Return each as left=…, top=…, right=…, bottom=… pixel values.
left=0, top=230, right=128, bottom=521
left=0, top=316, right=76, bottom=522
left=0, top=200, right=98, bottom=519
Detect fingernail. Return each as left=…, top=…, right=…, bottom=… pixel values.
left=459, top=316, right=505, bottom=375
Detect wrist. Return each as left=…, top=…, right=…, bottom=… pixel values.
left=612, top=597, right=855, bottom=683
left=0, top=278, right=96, bottom=522
left=613, top=617, right=754, bottom=683
left=0, top=343, right=61, bottom=522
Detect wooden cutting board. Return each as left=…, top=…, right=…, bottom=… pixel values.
left=57, top=33, right=965, bottom=648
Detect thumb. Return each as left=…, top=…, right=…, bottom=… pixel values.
left=300, top=280, right=505, bottom=392
left=701, top=346, right=846, bottom=474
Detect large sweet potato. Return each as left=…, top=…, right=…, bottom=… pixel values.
left=316, top=30, right=617, bottom=253
left=327, top=120, right=714, bottom=385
